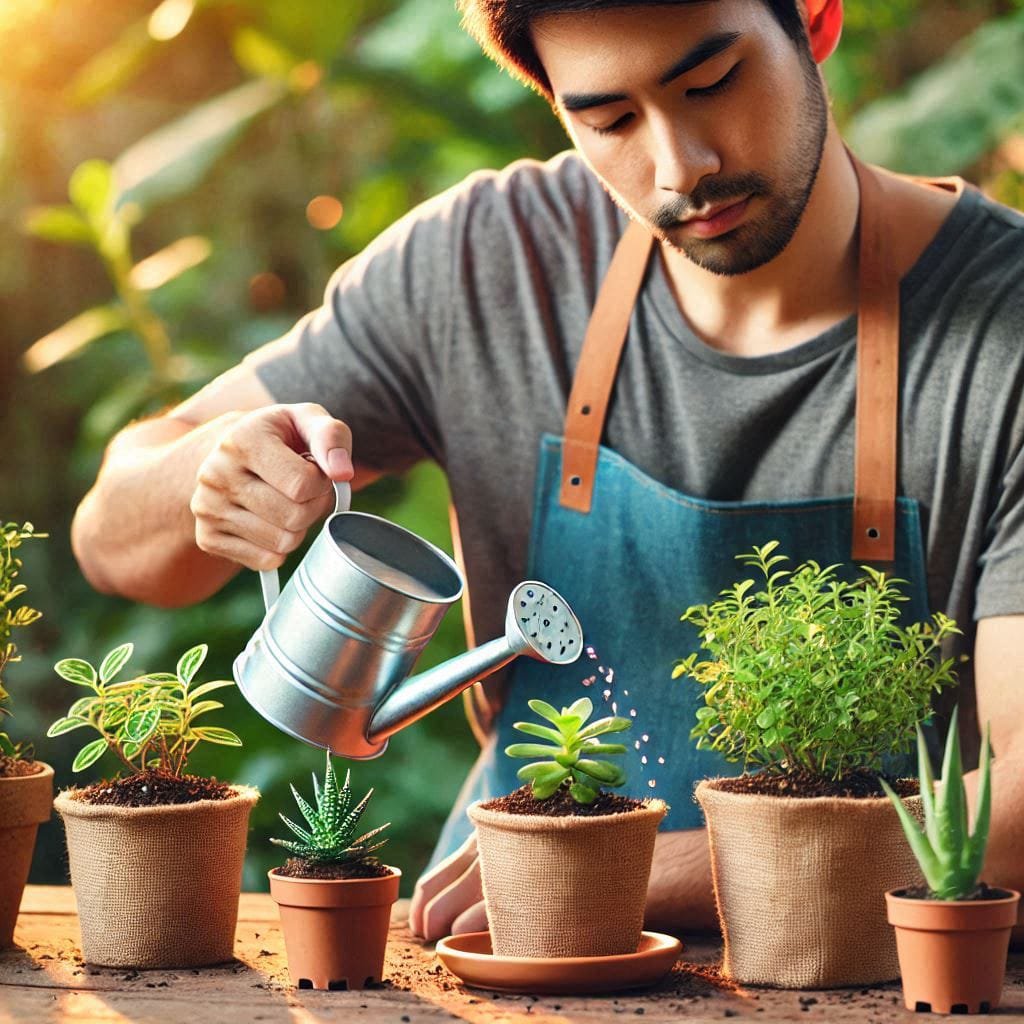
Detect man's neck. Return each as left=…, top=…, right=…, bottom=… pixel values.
left=659, top=127, right=861, bottom=358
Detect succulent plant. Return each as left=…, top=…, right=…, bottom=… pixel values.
left=505, top=696, right=632, bottom=804
left=272, top=752, right=390, bottom=865
left=880, top=707, right=992, bottom=901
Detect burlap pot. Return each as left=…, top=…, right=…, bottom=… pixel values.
left=0, top=762, right=54, bottom=948
left=696, top=779, right=923, bottom=988
left=54, top=784, right=259, bottom=968
left=468, top=798, right=667, bottom=958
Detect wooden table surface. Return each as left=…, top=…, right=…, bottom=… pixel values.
left=3, top=886, right=1024, bottom=1023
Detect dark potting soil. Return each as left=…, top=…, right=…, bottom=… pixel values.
left=481, top=780, right=648, bottom=817
left=274, top=857, right=394, bottom=880
left=712, top=768, right=919, bottom=799
left=0, top=755, right=43, bottom=778
left=894, top=882, right=1014, bottom=902
left=75, top=768, right=234, bottom=806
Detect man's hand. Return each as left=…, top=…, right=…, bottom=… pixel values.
left=409, top=833, right=487, bottom=940
left=190, top=403, right=353, bottom=572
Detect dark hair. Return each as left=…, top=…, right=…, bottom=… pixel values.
left=458, top=1, right=808, bottom=98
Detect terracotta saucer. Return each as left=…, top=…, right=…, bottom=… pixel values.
left=435, top=931, right=683, bottom=995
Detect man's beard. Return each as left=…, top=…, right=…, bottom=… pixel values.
left=647, top=45, right=828, bottom=277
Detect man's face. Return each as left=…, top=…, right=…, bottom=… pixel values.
left=532, top=2, right=829, bottom=276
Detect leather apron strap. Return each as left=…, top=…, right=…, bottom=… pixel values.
left=557, top=156, right=907, bottom=563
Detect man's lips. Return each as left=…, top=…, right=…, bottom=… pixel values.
left=677, top=196, right=752, bottom=239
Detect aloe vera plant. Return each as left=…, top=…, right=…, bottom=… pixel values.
left=505, top=697, right=632, bottom=804
left=272, top=752, right=390, bottom=865
left=880, top=707, right=991, bottom=900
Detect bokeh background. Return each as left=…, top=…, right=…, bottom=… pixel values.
left=2, top=0, right=1022, bottom=894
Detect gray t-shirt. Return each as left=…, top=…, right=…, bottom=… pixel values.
left=251, top=150, right=1024, bottom=756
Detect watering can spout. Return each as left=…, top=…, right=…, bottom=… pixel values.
left=367, top=581, right=584, bottom=743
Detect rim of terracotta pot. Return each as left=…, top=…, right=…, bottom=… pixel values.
left=0, top=761, right=53, bottom=827
left=0, top=760, right=53, bottom=781
left=885, top=887, right=1021, bottom=931
left=54, top=783, right=259, bottom=819
left=468, top=797, right=667, bottom=832
left=268, top=866, right=401, bottom=909
left=696, top=776, right=920, bottom=807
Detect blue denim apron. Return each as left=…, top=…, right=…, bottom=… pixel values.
left=427, top=157, right=961, bottom=868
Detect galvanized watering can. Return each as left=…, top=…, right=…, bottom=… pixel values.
left=233, top=481, right=583, bottom=758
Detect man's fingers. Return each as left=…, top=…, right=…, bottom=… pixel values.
left=421, top=859, right=483, bottom=942
left=451, top=899, right=488, bottom=936
left=287, top=403, right=354, bottom=482
left=409, top=834, right=479, bottom=937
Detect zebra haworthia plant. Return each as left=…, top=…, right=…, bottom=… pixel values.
left=505, top=696, right=632, bottom=804
left=880, top=707, right=992, bottom=901
left=47, top=642, right=241, bottom=775
left=272, top=752, right=390, bottom=865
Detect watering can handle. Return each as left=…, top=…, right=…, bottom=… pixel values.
left=258, top=479, right=351, bottom=612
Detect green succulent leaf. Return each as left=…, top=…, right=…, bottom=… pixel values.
left=569, top=782, right=599, bottom=803
left=527, top=699, right=563, bottom=726
left=511, top=720, right=564, bottom=744
left=576, top=716, right=632, bottom=740
left=505, top=742, right=563, bottom=759
left=575, top=759, right=625, bottom=786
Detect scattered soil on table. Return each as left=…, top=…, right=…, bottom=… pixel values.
left=713, top=769, right=919, bottom=799
left=481, top=780, right=648, bottom=817
left=273, top=857, right=394, bottom=880
left=0, top=755, right=43, bottom=778
left=73, top=768, right=234, bottom=806
left=894, top=882, right=1013, bottom=902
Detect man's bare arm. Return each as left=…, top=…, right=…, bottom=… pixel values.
left=72, top=363, right=368, bottom=607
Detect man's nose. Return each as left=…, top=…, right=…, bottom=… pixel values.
left=651, top=118, right=720, bottom=196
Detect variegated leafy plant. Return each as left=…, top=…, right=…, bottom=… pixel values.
left=881, top=707, right=992, bottom=901
left=47, top=642, right=241, bottom=775
left=272, top=752, right=390, bottom=865
left=505, top=697, right=632, bottom=804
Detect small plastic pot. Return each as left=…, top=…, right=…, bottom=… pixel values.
left=886, top=887, right=1021, bottom=1014
left=269, top=867, right=401, bottom=990
left=0, top=762, right=54, bottom=947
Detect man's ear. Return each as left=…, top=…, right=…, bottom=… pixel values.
left=804, top=0, right=843, bottom=64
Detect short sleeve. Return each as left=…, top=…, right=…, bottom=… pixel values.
left=975, top=428, right=1024, bottom=618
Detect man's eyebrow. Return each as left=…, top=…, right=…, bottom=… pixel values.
left=558, top=30, right=743, bottom=113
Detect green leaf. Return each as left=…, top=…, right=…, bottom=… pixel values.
left=581, top=742, right=627, bottom=755
left=187, top=700, right=224, bottom=719
left=0, top=733, right=16, bottom=756
left=69, top=160, right=114, bottom=219
left=575, top=759, right=625, bottom=786
left=563, top=697, right=593, bottom=722
left=289, top=784, right=320, bottom=832
left=231, top=26, right=300, bottom=81
left=72, top=738, right=109, bottom=772
left=46, top=716, right=91, bottom=737
left=756, top=708, right=776, bottom=729
left=575, top=716, right=632, bottom=740
left=21, top=205, right=95, bottom=246
left=123, top=708, right=160, bottom=744
left=122, top=740, right=141, bottom=760
left=516, top=762, right=568, bottom=786
left=21, top=304, right=129, bottom=374
left=99, top=643, right=133, bottom=685
left=188, top=679, right=234, bottom=700
left=569, top=782, right=599, bottom=803
left=176, top=644, right=208, bottom=686
left=881, top=778, right=942, bottom=891
left=192, top=726, right=242, bottom=747
left=526, top=699, right=562, bottom=726
left=964, top=724, right=992, bottom=885
left=935, top=708, right=967, bottom=860
left=55, top=659, right=98, bottom=689
left=511, top=721, right=563, bottom=744
left=504, top=742, right=562, bottom=760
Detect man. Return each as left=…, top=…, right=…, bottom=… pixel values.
left=72, top=0, right=1024, bottom=942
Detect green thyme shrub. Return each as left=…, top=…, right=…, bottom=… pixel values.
left=47, top=642, right=241, bottom=775
left=272, top=752, right=390, bottom=865
left=0, top=522, right=47, bottom=760
left=673, top=542, right=961, bottom=780
left=881, top=708, right=992, bottom=900
left=505, top=697, right=632, bottom=803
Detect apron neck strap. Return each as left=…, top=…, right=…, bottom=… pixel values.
left=558, top=154, right=917, bottom=564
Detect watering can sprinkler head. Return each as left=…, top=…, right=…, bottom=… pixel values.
left=233, top=477, right=584, bottom=759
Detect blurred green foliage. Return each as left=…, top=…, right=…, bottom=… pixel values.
left=1, top=0, right=1021, bottom=895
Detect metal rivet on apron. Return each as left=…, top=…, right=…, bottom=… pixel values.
left=867, top=527, right=880, bottom=539
left=581, top=404, right=591, bottom=415
left=570, top=475, right=581, bottom=486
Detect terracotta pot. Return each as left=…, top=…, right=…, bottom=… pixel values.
left=54, top=784, right=259, bottom=968
left=468, top=798, right=667, bottom=958
left=269, top=866, right=401, bottom=990
left=0, top=762, right=54, bottom=948
left=696, top=778, right=924, bottom=988
left=886, top=888, right=1021, bottom=1013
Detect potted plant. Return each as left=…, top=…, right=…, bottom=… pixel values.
left=0, top=521, right=52, bottom=949
left=677, top=542, right=961, bottom=988
left=882, top=710, right=1020, bottom=1014
left=268, top=752, right=399, bottom=991
left=468, top=696, right=667, bottom=958
left=49, top=641, right=258, bottom=968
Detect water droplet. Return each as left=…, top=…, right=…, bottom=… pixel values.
left=642, top=734, right=649, bottom=743
left=629, top=709, right=637, bottom=718
left=611, top=702, right=618, bottom=713
left=634, top=741, right=641, bottom=750
left=647, top=779, right=657, bottom=789
left=582, top=677, right=592, bottom=687
left=657, top=757, right=665, bottom=765
left=598, top=666, right=604, bottom=673
left=641, top=756, right=648, bottom=765
left=623, top=689, right=629, bottom=696
left=606, top=669, right=614, bottom=683
left=603, top=689, right=611, bottom=699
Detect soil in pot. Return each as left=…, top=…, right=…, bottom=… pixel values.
left=270, top=860, right=401, bottom=991
left=72, top=768, right=233, bottom=806
left=0, top=756, right=46, bottom=778
left=712, top=768, right=918, bottom=799
left=482, top=781, right=646, bottom=816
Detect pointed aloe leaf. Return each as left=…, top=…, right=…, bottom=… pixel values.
left=881, top=778, right=943, bottom=890
left=575, top=759, right=625, bottom=786
left=916, top=723, right=939, bottom=849
left=270, top=837, right=315, bottom=857
left=312, top=770, right=323, bottom=812
left=527, top=699, right=563, bottom=725
left=276, top=813, right=315, bottom=846
left=504, top=742, right=563, bottom=760
left=964, top=724, right=992, bottom=885
left=72, top=737, right=109, bottom=772
left=99, top=643, right=133, bottom=684
left=512, top=721, right=563, bottom=744
left=336, top=787, right=373, bottom=840
left=319, top=756, right=339, bottom=827
left=576, top=716, right=633, bottom=741
left=290, top=784, right=321, bottom=832
left=935, top=707, right=967, bottom=865
left=351, top=822, right=391, bottom=848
